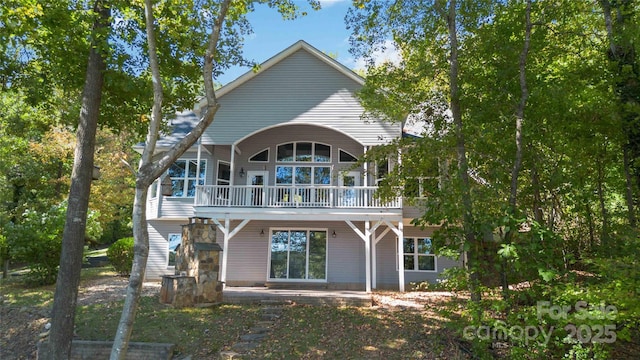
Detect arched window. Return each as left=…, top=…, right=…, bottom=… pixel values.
left=249, top=148, right=269, bottom=162
left=276, top=142, right=331, bottom=163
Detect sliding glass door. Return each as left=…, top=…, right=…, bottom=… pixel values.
left=269, top=229, right=327, bottom=280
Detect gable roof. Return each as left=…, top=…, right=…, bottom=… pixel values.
left=196, top=40, right=364, bottom=109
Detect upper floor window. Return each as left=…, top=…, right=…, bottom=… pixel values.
left=403, top=237, right=436, bottom=271
left=339, top=149, right=358, bottom=163
left=277, top=142, right=331, bottom=163
left=217, top=161, right=230, bottom=185
left=376, top=159, right=390, bottom=185
left=168, top=159, right=206, bottom=197
left=404, top=177, right=439, bottom=198
left=249, top=148, right=269, bottom=162
left=276, top=166, right=331, bottom=185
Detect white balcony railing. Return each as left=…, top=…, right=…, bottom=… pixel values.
left=195, top=185, right=401, bottom=209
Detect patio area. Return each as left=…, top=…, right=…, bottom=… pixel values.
left=222, top=286, right=373, bottom=307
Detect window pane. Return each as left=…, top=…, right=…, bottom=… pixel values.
left=187, top=179, right=197, bottom=197
left=150, top=180, right=158, bottom=198
left=418, top=255, right=435, bottom=271
left=377, top=159, right=389, bottom=179
left=277, top=143, right=294, bottom=162
left=308, top=231, right=327, bottom=279
left=315, top=144, right=331, bottom=162
left=169, top=160, right=186, bottom=178
left=188, top=160, right=198, bottom=178
left=403, top=238, right=414, bottom=254
left=404, top=255, right=414, bottom=270
left=198, top=161, right=206, bottom=179
left=168, top=233, right=181, bottom=267
left=314, top=167, right=331, bottom=185
left=250, top=149, right=269, bottom=162
left=276, top=166, right=293, bottom=184
left=417, top=238, right=432, bottom=254
left=218, top=162, right=230, bottom=181
left=339, top=150, right=357, bottom=162
left=295, top=167, right=312, bottom=184
left=296, top=142, right=313, bottom=162
left=270, top=231, right=289, bottom=279
left=171, top=179, right=184, bottom=197
left=288, top=231, right=307, bottom=279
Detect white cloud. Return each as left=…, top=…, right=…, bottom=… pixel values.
left=318, top=0, right=347, bottom=8
left=347, top=39, right=402, bottom=73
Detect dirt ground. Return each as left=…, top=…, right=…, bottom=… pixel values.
left=1, top=277, right=455, bottom=360
left=0, top=277, right=161, bottom=360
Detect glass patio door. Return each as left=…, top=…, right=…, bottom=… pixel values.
left=269, top=229, right=327, bottom=280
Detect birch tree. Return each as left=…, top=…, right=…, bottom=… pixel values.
left=110, top=1, right=318, bottom=357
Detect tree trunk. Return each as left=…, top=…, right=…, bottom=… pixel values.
left=596, top=149, right=610, bottom=255
left=624, top=147, right=637, bottom=227
left=110, top=0, right=231, bottom=358
left=503, top=0, right=532, bottom=302
left=600, top=0, right=640, bottom=228
left=446, top=0, right=480, bottom=304
left=48, top=1, right=109, bottom=358
left=110, top=187, right=150, bottom=360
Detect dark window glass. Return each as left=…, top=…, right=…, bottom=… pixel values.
left=339, top=150, right=357, bottom=162
left=296, top=142, right=313, bottom=162
left=250, top=149, right=269, bottom=162
left=277, top=143, right=294, bottom=162
left=315, top=144, right=331, bottom=162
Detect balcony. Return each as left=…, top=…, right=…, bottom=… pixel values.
left=194, top=185, right=401, bottom=209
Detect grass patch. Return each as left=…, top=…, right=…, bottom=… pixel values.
left=249, top=305, right=448, bottom=359
left=75, top=298, right=262, bottom=358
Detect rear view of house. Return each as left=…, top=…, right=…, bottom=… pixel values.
left=141, top=40, right=460, bottom=292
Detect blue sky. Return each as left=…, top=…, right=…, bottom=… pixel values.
left=217, top=0, right=357, bottom=85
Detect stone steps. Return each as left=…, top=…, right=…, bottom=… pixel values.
left=218, top=302, right=291, bottom=360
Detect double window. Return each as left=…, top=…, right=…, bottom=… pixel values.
left=168, top=159, right=206, bottom=197
left=269, top=229, right=327, bottom=280
left=403, top=237, right=436, bottom=271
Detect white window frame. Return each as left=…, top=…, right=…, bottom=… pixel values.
left=167, top=159, right=207, bottom=198
left=275, top=165, right=332, bottom=186
left=276, top=141, right=332, bottom=163
left=267, top=228, right=328, bottom=282
left=217, top=160, right=230, bottom=185
left=399, top=237, right=437, bottom=272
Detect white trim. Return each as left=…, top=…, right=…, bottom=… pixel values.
left=398, top=237, right=438, bottom=273
left=266, top=228, right=328, bottom=282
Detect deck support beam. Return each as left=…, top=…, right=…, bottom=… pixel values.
left=213, top=216, right=250, bottom=289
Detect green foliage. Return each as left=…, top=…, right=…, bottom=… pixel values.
left=4, top=201, right=102, bottom=285
left=107, top=237, right=134, bottom=276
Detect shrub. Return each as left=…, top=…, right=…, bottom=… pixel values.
left=107, top=237, right=134, bottom=276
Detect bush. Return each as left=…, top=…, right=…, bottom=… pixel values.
left=107, top=237, right=134, bottom=276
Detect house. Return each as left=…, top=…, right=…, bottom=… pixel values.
left=142, top=40, right=461, bottom=292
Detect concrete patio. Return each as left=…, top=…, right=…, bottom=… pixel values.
left=222, top=287, right=373, bottom=307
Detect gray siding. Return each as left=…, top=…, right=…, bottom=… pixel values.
left=223, top=220, right=366, bottom=288
left=234, top=125, right=365, bottom=186
left=146, top=219, right=187, bottom=280
left=375, top=225, right=462, bottom=289
left=202, top=48, right=400, bottom=146
left=146, top=218, right=460, bottom=289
